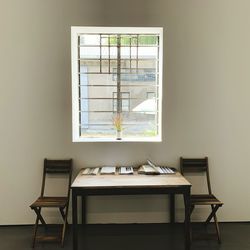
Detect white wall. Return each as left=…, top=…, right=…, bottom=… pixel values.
left=1, top=0, right=250, bottom=225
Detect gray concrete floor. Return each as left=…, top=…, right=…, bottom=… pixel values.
left=0, top=223, right=249, bottom=250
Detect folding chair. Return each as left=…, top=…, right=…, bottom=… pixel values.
left=180, top=157, right=223, bottom=243
left=30, top=159, right=72, bottom=247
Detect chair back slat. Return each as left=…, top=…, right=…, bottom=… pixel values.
left=180, top=157, right=208, bottom=173
left=44, top=159, right=72, bottom=174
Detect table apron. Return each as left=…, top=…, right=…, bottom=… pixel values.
left=72, top=186, right=190, bottom=196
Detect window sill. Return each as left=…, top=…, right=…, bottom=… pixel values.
left=72, top=136, right=162, bottom=142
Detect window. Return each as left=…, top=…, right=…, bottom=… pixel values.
left=71, top=27, right=163, bottom=142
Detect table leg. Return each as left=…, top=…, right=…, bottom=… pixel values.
left=72, top=190, right=78, bottom=250
left=82, top=196, right=86, bottom=225
left=183, top=187, right=191, bottom=250
left=169, top=194, right=175, bottom=224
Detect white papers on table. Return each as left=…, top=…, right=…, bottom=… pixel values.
left=119, top=166, right=134, bottom=175
left=100, top=166, right=116, bottom=174
left=155, top=166, right=175, bottom=174
left=81, top=167, right=99, bottom=175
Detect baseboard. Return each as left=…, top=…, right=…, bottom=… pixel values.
left=1, top=221, right=250, bottom=227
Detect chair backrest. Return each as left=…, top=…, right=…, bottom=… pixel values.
left=40, top=159, right=72, bottom=198
left=180, top=157, right=212, bottom=194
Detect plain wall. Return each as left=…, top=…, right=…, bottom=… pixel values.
left=1, top=0, right=250, bottom=224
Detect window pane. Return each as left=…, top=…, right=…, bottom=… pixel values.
left=138, top=47, right=158, bottom=59
left=80, top=99, right=113, bottom=112
left=112, top=68, right=157, bottom=82
left=113, top=92, right=130, bottom=112
left=101, top=47, right=117, bottom=59
left=100, top=35, right=109, bottom=46
left=147, top=92, right=156, bottom=99
left=101, top=60, right=110, bottom=73
left=109, top=35, right=118, bottom=45
left=122, top=112, right=158, bottom=138
left=79, top=35, right=100, bottom=46
left=79, top=47, right=100, bottom=59
left=138, top=35, right=158, bottom=46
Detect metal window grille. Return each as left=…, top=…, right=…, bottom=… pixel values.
left=72, top=27, right=162, bottom=141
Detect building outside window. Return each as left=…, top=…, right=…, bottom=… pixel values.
left=146, top=92, right=156, bottom=99
left=71, top=26, right=163, bottom=141
left=113, top=92, right=130, bottom=112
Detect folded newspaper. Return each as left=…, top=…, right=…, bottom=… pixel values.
left=138, top=160, right=175, bottom=175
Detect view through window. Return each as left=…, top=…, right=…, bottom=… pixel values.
left=71, top=27, right=163, bottom=141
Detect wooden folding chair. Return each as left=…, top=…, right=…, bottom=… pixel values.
left=180, top=157, right=223, bottom=243
left=30, top=159, right=72, bottom=247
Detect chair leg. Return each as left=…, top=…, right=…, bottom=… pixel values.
left=205, top=205, right=221, bottom=243
left=213, top=212, right=221, bottom=243
left=205, top=204, right=220, bottom=224
left=32, top=208, right=40, bottom=248
left=210, top=205, right=221, bottom=243
left=60, top=206, right=69, bottom=247
left=190, top=204, right=195, bottom=215
left=59, top=207, right=68, bottom=225
left=33, top=207, right=47, bottom=228
left=189, top=205, right=195, bottom=243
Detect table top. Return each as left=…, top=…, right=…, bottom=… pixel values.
left=71, top=169, right=191, bottom=189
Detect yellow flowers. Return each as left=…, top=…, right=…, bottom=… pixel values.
left=113, top=114, right=123, bottom=131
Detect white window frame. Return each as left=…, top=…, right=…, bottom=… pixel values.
left=71, top=26, right=163, bottom=142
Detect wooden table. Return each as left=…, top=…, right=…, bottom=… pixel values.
left=71, top=170, right=191, bottom=250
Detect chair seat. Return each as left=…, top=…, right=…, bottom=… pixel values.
left=30, top=196, right=68, bottom=208
left=191, top=194, right=223, bottom=206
